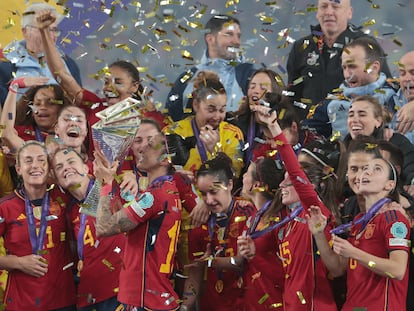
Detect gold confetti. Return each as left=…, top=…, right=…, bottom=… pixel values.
left=292, top=77, right=303, bottom=86
left=192, top=252, right=204, bottom=257
left=115, top=44, right=132, bottom=53
left=211, top=182, right=228, bottom=191
left=296, top=291, right=306, bottom=304
left=69, top=183, right=81, bottom=191
left=368, top=260, right=376, bottom=268
left=393, top=38, right=403, bottom=47
left=102, top=259, right=115, bottom=271
left=270, top=302, right=283, bottom=308
left=181, top=50, right=193, bottom=61
left=258, top=293, right=270, bottom=304
left=234, top=216, right=246, bottom=223
left=186, top=21, right=203, bottom=29
left=363, top=19, right=376, bottom=27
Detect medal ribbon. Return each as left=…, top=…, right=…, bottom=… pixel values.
left=245, top=115, right=256, bottom=164
left=330, top=197, right=391, bottom=235
left=250, top=204, right=303, bottom=239
left=207, top=199, right=235, bottom=286
left=191, top=118, right=208, bottom=163
left=71, top=179, right=95, bottom=261
left=24, top=190, right=50, bottom=254
left=248, top=200, right=271, bottom=235
left=34, top=125, right=45, bottom=143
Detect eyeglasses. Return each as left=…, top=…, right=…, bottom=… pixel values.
left=26, top=25, right=61, bottom=36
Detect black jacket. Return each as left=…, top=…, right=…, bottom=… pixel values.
left=287, top=24, right=392, bottom=120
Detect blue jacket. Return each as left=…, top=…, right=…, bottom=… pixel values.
left=0, top=40, right=82, bottom=104
left=165, top=50, right=255, bottom=121
left=392, top=89, right=414, bottom=144
left=302, top=72, right=397, bottom=139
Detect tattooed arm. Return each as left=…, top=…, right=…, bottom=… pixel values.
left=95, top=193, right=137, bottom=237
left=94, top=147, right=137, bottom=237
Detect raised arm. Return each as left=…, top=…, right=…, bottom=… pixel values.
left=93, top=148, right=137, bottom=237
left=0, top=77, right=48, bottom=151
left=36, top=10, right=83, bottom=104
left=251, top=105, right=321, bottom=208
left=306, top=206, right=347, bottom=277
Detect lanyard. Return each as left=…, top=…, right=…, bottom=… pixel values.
left=250, top=204, right=303, bottom=239
left=191, top=118, right=208, bottom=162
left=248, top=200, right=271, bottom=235
left=331, top=198, right=391, bottom=235
left=34, top=125, right=45, bottom=143
left=24, top=190, right=50, bottom=254
left=208, top=199, right=235, bottom=253
left=67, top=179, right=95, bottom=261
left=245, top=115, right=256, bottom=164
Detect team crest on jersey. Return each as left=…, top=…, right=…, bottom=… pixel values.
left=49, top=201, right=62, bottom=216
left=364, top=224, right=376, bottom=239
left=307, top=51, right=320, bottom=66
left=390, top=222, right=408, bottom=239
left=229, top=222, right=239, bottom=238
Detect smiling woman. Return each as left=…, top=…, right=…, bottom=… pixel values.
left=0, top=80, right=70, bottom=153
left=0, top=141, right=76, bottom=310
left=343, top=95, right=414, bottom=187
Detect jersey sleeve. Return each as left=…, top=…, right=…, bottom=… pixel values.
left=383, top=210, right=411, bottom=253
left=124, top=190, right=165, bottom=225
left=275, top=133, right=325, bottom=210
left=188, top=225, right=209, bottom=261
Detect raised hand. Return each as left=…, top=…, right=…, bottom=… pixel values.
left=35, top=10, right=56, bottom=30
left=199, top=125, right=220, bottom=154
left=93, top=145, right=119, bottom=185
left=305, top=205, right=327, bottom=235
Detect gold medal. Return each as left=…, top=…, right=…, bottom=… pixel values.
left=33, top=206, right=42, bottom=220
left=139, top=177, right=149, bottom=191
left=215, top=279, right=224, bottom=293
left=77, top=259, right=84, bottom=277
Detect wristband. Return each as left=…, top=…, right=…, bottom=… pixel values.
left=100, top=183, right=112, bottom=196
left=10, top=77, right=26, bottom=89
left=8, top=84, right=18, bottom=94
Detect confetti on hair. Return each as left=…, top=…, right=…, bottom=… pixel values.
left=365, top=143, right=378, bottom=150
left=211, top=182, right=228, bottom=191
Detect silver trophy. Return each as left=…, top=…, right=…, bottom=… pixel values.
left=92, top=97, right=142, bottom=164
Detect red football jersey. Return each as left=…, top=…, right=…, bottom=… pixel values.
left=275, top=133, right=337, bottom=311
left=0, top=188, right=76, bottom=310
left=68, top=199, right=125, bottom=307
left=188, top=199, right=255, bottom=311
left=342, top=210, right=410, bottom=311
left=120, top=176, right=182, bottom=310
left=242, top=229, right=284, bottom=310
